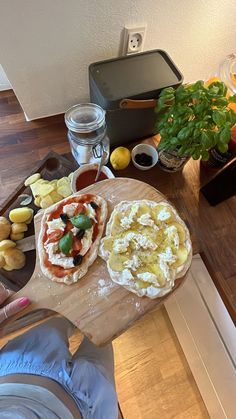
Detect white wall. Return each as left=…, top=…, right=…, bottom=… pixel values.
left=0, top=0, right=235, bottom=120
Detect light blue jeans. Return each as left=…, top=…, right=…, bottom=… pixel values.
left=0, top=317, right=118, bottom=418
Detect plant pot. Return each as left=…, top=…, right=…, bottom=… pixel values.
left=157, top=149, right=190, bottom=172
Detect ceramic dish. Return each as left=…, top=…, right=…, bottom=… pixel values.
left=131, top=144, right=158, bottom=170
left=71, top=163, right=114, bottom=193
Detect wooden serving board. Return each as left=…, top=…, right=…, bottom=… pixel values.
left=0, top=151, right=77, bottom=290
left=1, top=178, right=192, bottom=346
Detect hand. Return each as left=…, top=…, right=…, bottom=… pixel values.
left=0, top=284, right=30, bottom=324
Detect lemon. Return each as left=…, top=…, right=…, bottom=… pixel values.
left=110, top=147, right=131, bottom=170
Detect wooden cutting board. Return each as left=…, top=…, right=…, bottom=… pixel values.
left=1, top=178, right=192, bottom=346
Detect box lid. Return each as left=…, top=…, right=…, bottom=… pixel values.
left=89, top=49, right=183, bottom=109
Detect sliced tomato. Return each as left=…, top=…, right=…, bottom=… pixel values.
left=73, top=237, right=82, bottom=252
left=74, top=203, right=85, bottom=215
left=47, top=229, right=63, bottom=243
left=65, top=220, right=73, bottom=233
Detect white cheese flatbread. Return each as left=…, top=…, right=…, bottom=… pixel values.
left=38, top=193, right=107, bottom=284
left=99, top=200, right=192, bottom=298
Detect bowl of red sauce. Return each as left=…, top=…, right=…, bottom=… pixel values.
left=71, top=163, right=115, bottom=193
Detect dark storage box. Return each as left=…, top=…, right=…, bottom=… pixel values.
left=89, top=49, right=183, bottom=146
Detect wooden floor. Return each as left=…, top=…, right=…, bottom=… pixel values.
left=0, top=308, right=209, bottom=419
left=0, top=89, right=221, bottom=418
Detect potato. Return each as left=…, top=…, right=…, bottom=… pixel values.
left=40, top=194, right=54, bottom=209
left=9, top=207, right=33, bottom=223
left=25, top=213, right=34, bottom=224
left=0, top=217, right=11, bottom=240
left=0, top=254, right=5, bottom=268
left=11, top=222, right=28, bottom=234
left=171, top=245, right=189, bottom=268
left=10, top=232, right=24, bottom=241
left=34, top=196, right=41, bottom=207
left=0, top=240, right=16, bottom=251
left=24, top=173, right=41, bottom=186
left=3, top=264, right=14, bottom=271
left=57, top=177, right=70, bottom=188
left=30, top=182, right=41, bottom=198
left=57, top=185, right=72, bottom=198
left=4, top=248, right=26, bottom=269
left=39, top=183, right=54, bottom=197
left=50, top=190, right=63, bottom=203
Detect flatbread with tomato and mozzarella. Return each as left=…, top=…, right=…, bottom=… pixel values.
left=38, top=193, right=107, bottom=284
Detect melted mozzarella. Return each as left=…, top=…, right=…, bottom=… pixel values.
left=80, top=227, right=94, bottom=256
left=113, top=233, right=157, bottom=254
left=84, top=203, right=97, bottom=223
left=63, top=203, right=79, bottom=217
left=45, top=242, right=74, bottom=269
left=120, top=204, right=139, bottom=229
left=71, top=226, right=79, bottom=236
left=137, top=272, right=158, bottom=284
left=165, top=225, right=179, bottom=249
left=157, top=208, right=171, bottom=221
left=159, top=246, right=176, bottom=264
left=47, top=218, right=65, bottom=234
left=137, top=213, right=155, bottom=227
left=124, top=254, right=141, bottom=271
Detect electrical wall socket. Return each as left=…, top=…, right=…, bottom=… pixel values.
left=122, top=26, right=146, bottom=55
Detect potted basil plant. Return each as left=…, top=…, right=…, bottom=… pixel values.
left=154, top=80, right=236, bottom=172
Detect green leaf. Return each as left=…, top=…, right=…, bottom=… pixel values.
left=228, top=94, right=236, bottom=103
left=177, top=127, right=191, bottom=141
left=217, top=143, right=228, bottom=153
left=59, top=232, right=73, bottom=255
left=201, top=131, right=211, bottom=148
left=201, top=150, right=210, bottom=161
left=212, top=110, right=226, bottom=126
left=219, top=127, right=231, bottom=144
left=192, top=150, right=201, bottom=160
left=71, top=214, right=92, bottom=230
left=170, top=137, right=178, bottom=145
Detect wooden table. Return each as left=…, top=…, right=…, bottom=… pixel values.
left=0, top=90, right=235, bottom=325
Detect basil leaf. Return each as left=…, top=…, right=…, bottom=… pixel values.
left=228, top=94, right=236, bottom=103
left=201, top=132, right=211, bottom=148
left=201, top=150, right=210, bottom=161
left=71, top=214, right=92, bottom=230
left=219, top=127, right=231, bottom=144
left=217, top=143, right=228, bottom=153
left=59, top=232, right=73, bottom=255
left=212, top=110, right=226, bottom=126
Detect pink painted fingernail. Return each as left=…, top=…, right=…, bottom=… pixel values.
left=18, top=297, right=30, bottom=307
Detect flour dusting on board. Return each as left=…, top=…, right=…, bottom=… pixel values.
left=97, top=278, right=117, bottom=297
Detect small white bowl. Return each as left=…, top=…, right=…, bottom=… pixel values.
left=131, top=144, right=158, bottom=170
left=71, top=163, right=114, bottom=193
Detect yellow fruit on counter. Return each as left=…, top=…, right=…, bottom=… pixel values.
left=110, top=147, right=131, bottom=170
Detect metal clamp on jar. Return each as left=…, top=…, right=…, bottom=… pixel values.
left=65, top=103, right=110, bottom=166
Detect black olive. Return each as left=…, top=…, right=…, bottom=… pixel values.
left=60, top=213, right=69, bottom=223
left=90, top=201, right=99, bottom=210
left=73, top=254, right=83, bottom=266
left=76, top=229, right=85, bottom=239
left=135, top=153, right=153, bottom=167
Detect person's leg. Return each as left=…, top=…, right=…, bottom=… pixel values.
left=69, top=338, right=118, bottom=418
left=72, top=337, right=115, bottom=385
left=0, top=316, right=74, bottom=379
